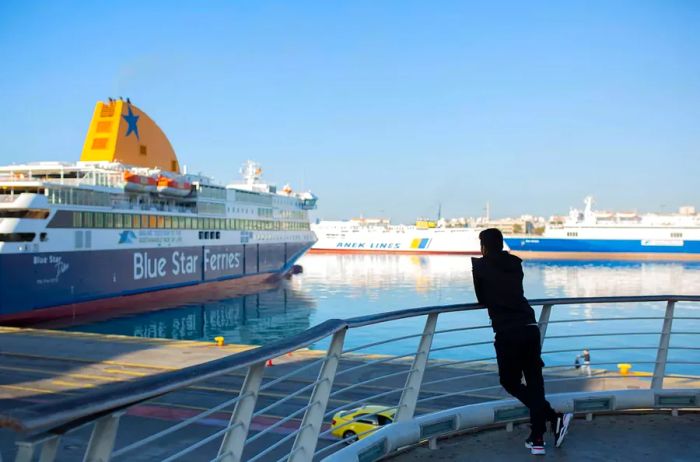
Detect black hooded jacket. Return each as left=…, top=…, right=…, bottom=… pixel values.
left=472, top=251, right=536, bottom=333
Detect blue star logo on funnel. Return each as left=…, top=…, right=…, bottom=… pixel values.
left=122, top=105, right=140, bottom=140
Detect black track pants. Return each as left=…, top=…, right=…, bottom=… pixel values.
left=495, top=325, right=557, bottom=438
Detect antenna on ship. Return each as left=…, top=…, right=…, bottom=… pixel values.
left=437, top=203, right=442, bottom=221
left=240, top=160, right=262, bottom=185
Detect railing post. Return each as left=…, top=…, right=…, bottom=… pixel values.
left=15, top=441, right=37, bottom=462
left=82, top=411, right=123, bottom=462
left=15, top=435, right=60, bottom=462
left=288, top=328, right=346, bottom=462
left=217, top=361, right=266, bottom=462
left=395, top=312, right=439, bottom=423
left=39, top=435, right=61, bottom=462
left=652, top=300, right=676, bottom=389
left=537, top=304, right=552, bottom=348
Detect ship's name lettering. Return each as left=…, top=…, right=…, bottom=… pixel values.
left=336, top=242, right=401, bottom=249
left=133, top=251, right=199, bottom=280
left=204, top=249, right=241, bottom=272
left=33, top=255, right=65, bottom=265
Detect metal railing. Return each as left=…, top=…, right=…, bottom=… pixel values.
left=1, top=295, right=699, bottom=462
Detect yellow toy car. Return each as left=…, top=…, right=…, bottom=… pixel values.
left=330, top=405, right=396, bottom=442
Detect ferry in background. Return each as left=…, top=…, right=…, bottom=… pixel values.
left=310, top=218, right=485, bottom=255
left=0, top=99, right=317, bottom=324
left=505, top=197, right=700, bottom=260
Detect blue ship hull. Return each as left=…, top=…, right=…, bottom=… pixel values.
left=0, top=242, right=312, bottom=321
left=504, top=237, right=700, bottom=259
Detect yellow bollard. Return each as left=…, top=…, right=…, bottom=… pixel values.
left=617, top=363, right=632, bottom=375
left=214, top=336, right=225, bottom=347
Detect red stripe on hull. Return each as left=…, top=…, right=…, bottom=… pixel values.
left=0, top=272, right=285, bottom=328
left=510, top=251, right=700, bottom=261
left=308, top=249, right=481, bottom=256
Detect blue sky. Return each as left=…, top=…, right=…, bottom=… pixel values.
left=1, top=1, right=698, bottom=222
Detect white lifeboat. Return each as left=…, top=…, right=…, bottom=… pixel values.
left=123, top=171, right=157, bottom=192
left=157, top=175, right=192, bottom=197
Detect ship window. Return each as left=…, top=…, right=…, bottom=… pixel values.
left=215, top=231, right=220, bottom=239
left=0, top=233, right=35, bottom=242
left=157, top=216, right=165, bottom=228
left=124, top=214, right=132, bottom=228
left=40, top=232, right=48, bottom=242
left=83, top=212, right=93, bottom=228
left=94, top=213, right=104, bottom=228
left=130, top=214, right=138, bottom=228
left=567, top=232, right=578, bottom=237
left=0, top=209, right=50, bottom=219
left=149, top=215, right=157, bottom=228
left=114, top=214, right=123, bottom=228
left=164, top=216, right=172, bottom=229
left=72, top=212, right=82, bottom=227
left=139, top=145, right=148, bottom=156
left=671, top=232, right=683, bottom=238
left=105, top=213, right=114, bottom=228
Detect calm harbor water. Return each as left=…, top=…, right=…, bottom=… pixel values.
left=64, top=254, right=700, bottom=376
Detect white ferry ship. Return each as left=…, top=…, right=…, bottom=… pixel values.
left=505, top=197, right=700, bottom=260
left=310, top=218, right=483, bottom=254
left=0, top=99, right=317, bottom=324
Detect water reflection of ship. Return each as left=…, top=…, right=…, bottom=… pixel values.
left=538, top=261, right=700, bottom=298
left=297, top=254, right=474, bottom=293
left=64, top=284, right=316, bottom=345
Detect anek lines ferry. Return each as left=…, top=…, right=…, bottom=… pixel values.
left=311, top=218, right=482, bottom=255
left=0, top=99, right=317, bottom=323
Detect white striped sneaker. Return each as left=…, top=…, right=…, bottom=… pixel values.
left=554, top=412, right=573, bottom=448
left=525, top=435, right=546, bottom=455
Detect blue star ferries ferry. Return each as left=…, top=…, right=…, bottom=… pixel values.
left=0, top=99, right=317, bottom=324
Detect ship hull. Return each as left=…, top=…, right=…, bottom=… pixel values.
left=311, top=227, right=483, bottom=255
left=308, top=248, right=480, bottom=255
left=505, top=237, right=700, bottom=261
left=0, top=241, right=312, bottom=324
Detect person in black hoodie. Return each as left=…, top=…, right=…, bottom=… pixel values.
left=472, top=228, right=572, bottom=455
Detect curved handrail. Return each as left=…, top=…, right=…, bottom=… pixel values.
left=2, top=295, right=699, bottom=435
left=345, top=295, right=700, bottom=327
left=0, top=318, right=348, bottom=434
